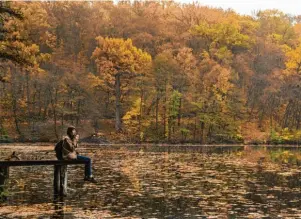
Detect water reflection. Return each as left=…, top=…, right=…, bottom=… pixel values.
left=0, top=145, right=300, bottom=218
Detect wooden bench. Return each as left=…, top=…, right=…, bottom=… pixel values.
left=0, top=160, right=88, bottom=197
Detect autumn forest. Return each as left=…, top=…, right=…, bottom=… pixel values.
left=1, top=1, right=301, bottom=144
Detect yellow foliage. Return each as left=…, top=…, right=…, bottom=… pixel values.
left=92, top=37, right=152, bottom=89
left=123, top=98, right=141, bottom=121
left=86, top=73, right=105, bottom=89
left=191, top=20, right=252, bottom=53
left=285, top=43, right=301, bottom=74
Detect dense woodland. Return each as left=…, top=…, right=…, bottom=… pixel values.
left=0, top=1, right=301, bottom=144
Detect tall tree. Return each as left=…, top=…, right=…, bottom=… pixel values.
left=92, top=37, right=151, bottom=132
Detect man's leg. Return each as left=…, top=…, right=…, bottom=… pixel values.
left=77, top=155, right=92, bottom=178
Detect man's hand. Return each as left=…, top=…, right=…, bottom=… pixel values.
left=67, top=152, right=77, bottom=160
left=74, top=134, right=80, bottom=148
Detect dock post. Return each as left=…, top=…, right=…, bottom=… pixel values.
left=0, top=167, right=9, bottom=200
left=54, top=165, right=61, bottom=196
left=60, top=165, right=67, bottom=196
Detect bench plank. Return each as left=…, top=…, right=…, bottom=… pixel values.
left=0, top=160, right=87, bottom=167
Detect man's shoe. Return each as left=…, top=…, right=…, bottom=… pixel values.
left=84, top=176, right=97, bottom=183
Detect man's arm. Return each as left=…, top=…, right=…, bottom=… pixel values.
left=74, top=134, right=79, bottom=148
left=74, top=134, right=80, bottom=155
left=62, top=138, right=77, bottom=160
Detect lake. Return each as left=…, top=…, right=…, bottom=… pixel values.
left=0, top=144, right=300, bottom=218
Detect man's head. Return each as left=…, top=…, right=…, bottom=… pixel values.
left=67, top=126, right=77, bottom=139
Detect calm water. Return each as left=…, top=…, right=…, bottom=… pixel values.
left=0, top=145, right=300, bottom=218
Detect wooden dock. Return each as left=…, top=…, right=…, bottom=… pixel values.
left=0, top=160, right=88, bottom=197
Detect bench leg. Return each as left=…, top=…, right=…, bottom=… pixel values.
left=54, top=165, right=61, bottom=196
left=60, top=165, right=67, bottom=196
left=0, top=167, right=9, bottom=200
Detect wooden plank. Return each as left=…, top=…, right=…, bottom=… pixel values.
left=0, top=160, right=88, bottom=167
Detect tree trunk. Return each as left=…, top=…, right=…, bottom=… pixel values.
left=200, top=121, right=205, bottom=144
left=50, top=88, right=59, bottom=140
left=11, top=66, right=22, bottom=137
left=105, top=91, right=110, bottom=118
left=43, top=93, right=49, bottom=120
left=138, top=88, right=143, bottom=135
left=12, top=93, right=22, bottom=136
left=282, top=100, right=292, bottom=128
left=163, top=80, right=168, bottom=140
left=32, top=83, right=38, bottom=132
left=193, top=113, right=197, bottom=142
left=76, top=100, right=81, bottom=126
left=70, top=91, right=74, bottom=125
left=168, top=116, right=171, bottom=142
left=178, top=96, right=182, bottom=127
left=155, top=91, right=159, bottom=137
left=163, top=95, right=166, bottom=140
left=207, top=125, right=212, bottom=143
left=38, top=89, right=42, bottom=117
left=115, top=73, right=122, bottom=132
left=61, top=101, right=65, bottom=137
left=25, top=70, right=31, bottom=130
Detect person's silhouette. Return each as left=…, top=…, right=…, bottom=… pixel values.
left=60, top=126, right=97, bottom=183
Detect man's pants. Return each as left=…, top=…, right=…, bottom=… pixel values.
left=77, top=155, right=92, bottom=177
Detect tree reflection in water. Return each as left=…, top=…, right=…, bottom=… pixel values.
left=0, top=145, right=300, bottom=218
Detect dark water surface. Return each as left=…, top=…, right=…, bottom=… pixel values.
left=0, top=145, right=300, bottom=218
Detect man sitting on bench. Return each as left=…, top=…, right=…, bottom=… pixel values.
left=57, top=126, right=97, bottom=183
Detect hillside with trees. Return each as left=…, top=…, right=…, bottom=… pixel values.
left=0, top=1, right=301, bottom=144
